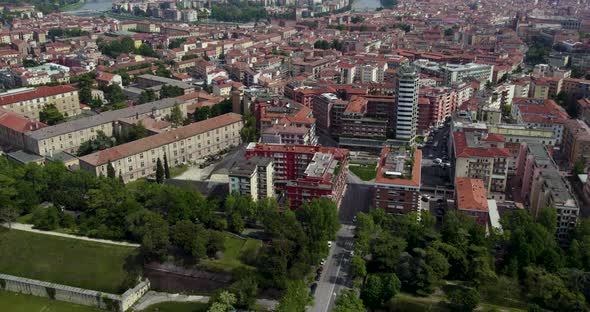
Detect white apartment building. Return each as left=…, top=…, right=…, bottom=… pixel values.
left=79, top=113, right=243, bottom=183
left=395, top=67, right=419, bottom=141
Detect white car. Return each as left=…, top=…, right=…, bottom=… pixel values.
left=320, top=259, right=326, bottom=265
left=433, top=158, right=442, bottom=164
left=327, top=241, right=333, bottom=248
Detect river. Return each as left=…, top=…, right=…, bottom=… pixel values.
left=351, top=0, right=382, bottom=12
left=65, top=0, right=112, bottom=15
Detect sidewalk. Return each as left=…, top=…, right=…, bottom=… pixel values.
left=132, top=290, right=278, bottom=311
left=1, top=223, right=140, bottom=247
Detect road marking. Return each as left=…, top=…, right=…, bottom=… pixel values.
left=324, top=255, right=342, bottom=312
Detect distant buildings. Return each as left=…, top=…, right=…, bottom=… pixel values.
left=413, top=59, right=493, bottom=85
left=511, top=98, right=569, bottom=145
left=374, top=146, right=422, bottom=214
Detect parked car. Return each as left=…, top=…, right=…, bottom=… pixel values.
left=434, top=158, right=442, bottom=164
left=320, top=259, right=326, bottom=265
left=310, top=283, right=318, bottom=295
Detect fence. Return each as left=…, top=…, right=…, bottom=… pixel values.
left=0, top=273, right=150, bottom=311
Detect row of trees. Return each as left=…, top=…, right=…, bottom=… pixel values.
left=98, top=36, right=157, bottom=58
left=337, top=208, right=590, bottom=311
left=210, top=2, right=268, bottom=23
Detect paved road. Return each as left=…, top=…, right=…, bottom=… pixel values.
left=309, top=224, right=355, bottom=312
left=132, top=290, right=278, bottom=311
left=309, top=172, right=369, bottom=312
left=421, top=124, right=452, bottom=189
left=2, top=223, right=140, bottom=247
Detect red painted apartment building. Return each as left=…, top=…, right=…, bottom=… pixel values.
left=245, top=143, right=348, bottom=209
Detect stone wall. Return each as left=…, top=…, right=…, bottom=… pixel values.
left=0, top=273, right=150, bottom=312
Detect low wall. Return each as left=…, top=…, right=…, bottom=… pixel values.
left=0, top=273, right=150, bottom=312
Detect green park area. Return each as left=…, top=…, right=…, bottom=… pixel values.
left=200, top=233, right=263, bottom=272
left=144, top=302, right=209, bottom=312
left=390, top=293, right=526, bottom=312
left=348, top=162, right=378, bottom=181
left=0, top=229, right=138, bottom=294
left=0, top=290, right=103, bottom=312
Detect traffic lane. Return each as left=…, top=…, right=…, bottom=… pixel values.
left=339, top=179, right=373, bottom=223
left=310, top=225, right=355, bottom=312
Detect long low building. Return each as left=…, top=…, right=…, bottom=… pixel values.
left=24, top=98, right=186, bottom=156
left=79, top=113, right=243, bottom=182
left=0, top=85, right=80, bottom=120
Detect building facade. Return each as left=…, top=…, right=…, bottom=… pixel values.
left=0, top=86, right=80, bottom=120
left=79, top=113, right=242, bottom=182
left=229, top=157, right=274, bottom=201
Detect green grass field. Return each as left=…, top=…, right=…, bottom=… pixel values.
left=200, top=233, right=262, bottom=272
left=143, top=302, right=209, bottom=312
left=348, top=163, right=377, bottom=181
left=0, top=229, right=138, bottom=294
left=0, top=290, right=104, bottom=312
left=391, top=293, right=526, bottom=312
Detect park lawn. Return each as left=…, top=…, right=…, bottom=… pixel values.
left=143, top=302, right=209, bottom=312
left=0, top=290, right=103, bottom=312
left=0, top=228, right=138, bottom=294
left=200, top=233, right=262, bottom=272
left=348, top=163, right=377, bottom=181
left=391, top=293, right=526, bottom=312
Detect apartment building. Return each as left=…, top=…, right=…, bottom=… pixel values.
left=511, top=98, right=569, bottom=145
left=245, top=143, right=348, bottom=209
left=418, top=86, right=458, bottom=131
left=394, top=67, right=419, bottom=142
left=255, top=98, right=317, bottom=146
left=455, top=178, right=489, bottom=226
left=452, top=131, right=511, bottom=200
left=24, top=98, right=186, bottom=156
left=374, top=146, right=422, bottom=214
left=0, top=85, right=80, bottom=120
left=229, top=156, right=274, bottom=201
left=562, top=119, right=590, bottom=170
left=515, top=142, right=579, bottom=240
left=79, top=113, right=243, bottom=183
left=0, top=108, right=46, bottom=150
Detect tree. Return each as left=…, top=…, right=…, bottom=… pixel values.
left=538, top=207, right=558, bottom=235
left=39, top=104, right=65, bottom=125
left=444, top=28, right=454, bottom=36
left=79, top=86, right=93, bottom=104
left=573, top=160, right=586, bottom=175
left=170, top=220, right=207, bottom=258
left=77, top=130, right=115, bottom=156
left=167, top=104, right=183, bottom=126
left=208, top=291, right=237, bottom=312
left=276, top=279, right=311, bottom=312
left=370, top=233, right=407, bottom=271
left=139, top=89, right=157, bottom=104
left=156, top=158, right=164, bottom=184
left=360, top=274, right=401, bottom=309
left=230, top=271, right=258, bottom=309
left=314, top=40, right=331, bottom=50
left=126, top=209, right=170, bottom=261
left=350, top=255, right=367, bottom=279
left=161, top=85, right=184, bottom=99
left=136, top=43, right=156, bottom=57
left=228, top=212, right=245, bottom=233
left=125, top=123, right=149, bottom=142
left=447, top=287, right=480, bottom=312
left=107, top=161, right=116, bottom=179
left=334, top=289, right=367, bottom=312
left=0, top=173, right=18, bottom=228
left=103, top=84, right=126, bottom=105
left=241, top=111, right=258, bottom=142
left=155, top=64, right=171, bottom=78
left=163, top=153, right=170, bottom=179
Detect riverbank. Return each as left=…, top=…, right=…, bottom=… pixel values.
left=60, top=0, right=85, bottom=12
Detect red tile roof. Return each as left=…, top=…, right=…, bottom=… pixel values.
left=456, top=177, right=488, bottom=212
left=0, top=108, right=46, bottom=133
left=453, top=132, right=511, bottom=158
left=0, top=85, right=77, bottom=107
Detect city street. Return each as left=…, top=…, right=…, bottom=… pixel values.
left=309, top=173, right=371, bottom=312
left=309, top=224, right=355, bottom=312
left=421, top=124, right=453, bottom=190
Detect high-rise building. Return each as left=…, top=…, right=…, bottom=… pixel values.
left=394, top=67, right=419, bottom=142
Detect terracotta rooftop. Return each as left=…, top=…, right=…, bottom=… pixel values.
left=0, top=108, right=46, bottom=133
left=0, top=85, right=77, bottom=107
left=456, top=178, right=488, bottom=212
left=453, top=131, right=511, bottom=158
left=374, top=146, right=421, bottom=187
